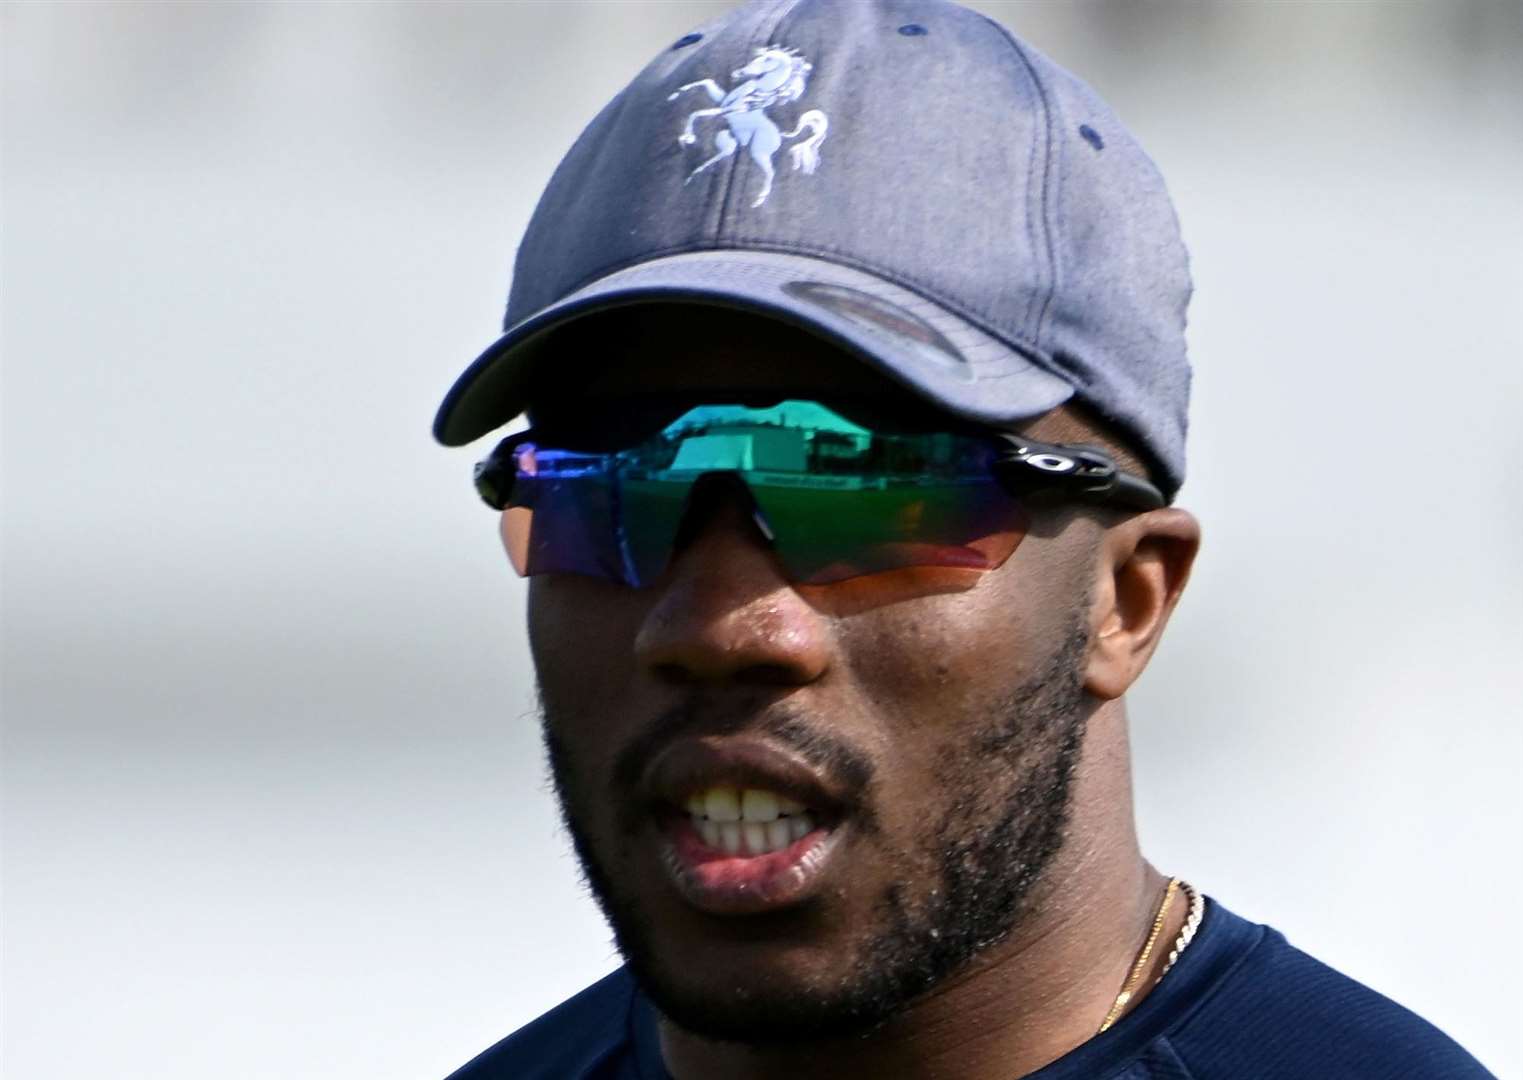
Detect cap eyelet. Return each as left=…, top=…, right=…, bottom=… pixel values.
left=898, top=23, right=928, bottom=37
left=671, top=32, right=702, bottom=50
left=1079, top=124, right=1104, bottom=151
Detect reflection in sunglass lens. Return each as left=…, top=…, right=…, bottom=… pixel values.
left=752, top=476, right=1026, bottom=585
left=497, top=403, right=1030, bottom=587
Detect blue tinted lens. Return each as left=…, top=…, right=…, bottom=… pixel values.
left=499, top=402, right=1028, bottom=586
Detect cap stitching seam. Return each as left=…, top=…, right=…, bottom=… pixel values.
left=983, top=19, right=1061, bottom=349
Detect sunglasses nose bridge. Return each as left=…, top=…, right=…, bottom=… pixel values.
left=633, top=481, right=830, bottom=686
left=667, top=472, right=777, bottom=562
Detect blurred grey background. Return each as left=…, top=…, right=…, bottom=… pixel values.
left=3, top=2, right=1519, bottom=1077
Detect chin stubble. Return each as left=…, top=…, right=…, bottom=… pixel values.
left=540, top=616, right=1092, bottom=1045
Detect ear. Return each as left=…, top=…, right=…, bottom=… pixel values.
left=1084, top=508, right=1201, bottom=700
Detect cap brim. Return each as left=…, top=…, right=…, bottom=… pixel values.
left=433, top=250, right=1074, bottom=445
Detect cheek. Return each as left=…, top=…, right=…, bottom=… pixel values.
left=833, top=585, right=1026, bottom=713
left=529, top=579, right=655, bottom=849
left=528, top=576, right=646, bottom=722
left=824, top=595, right=1021, bottom=840
left=828, top=560, right=1090, bottom=771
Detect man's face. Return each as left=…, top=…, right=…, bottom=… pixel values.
left=526, top=310, right=1105, bottom=1042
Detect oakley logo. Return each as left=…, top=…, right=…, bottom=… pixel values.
left=1025, top=453, right=1078, bottom=473
left=668, top=45, right=829, bottom=208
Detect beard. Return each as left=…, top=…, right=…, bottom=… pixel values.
left=540, top=617, right=1092, bottom=1045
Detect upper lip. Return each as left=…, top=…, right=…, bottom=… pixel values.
left=643, top=735, right=850, bottom=819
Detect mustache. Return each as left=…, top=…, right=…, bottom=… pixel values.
left=610, top=697, right=876, bottom=808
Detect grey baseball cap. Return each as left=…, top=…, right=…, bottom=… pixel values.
left=433, top=0, right=1193, bottom=496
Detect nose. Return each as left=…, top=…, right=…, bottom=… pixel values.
left=633, top=489, right=832, bottom=686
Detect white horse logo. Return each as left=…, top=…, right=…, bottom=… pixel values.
left=667, top=45, right=829, bottom=208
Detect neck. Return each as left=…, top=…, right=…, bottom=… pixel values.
left=659, top=700, right=1178, bottom=1080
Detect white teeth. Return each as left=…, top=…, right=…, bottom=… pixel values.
left=766, top=818, right=792, bottom=851
left=685, top=786, right=823, bottom=854
left=741, top=789, right=780, bottom=822
left=698, top=818, right=721, bottom=849
left=705, top=787, right=741, bottom=822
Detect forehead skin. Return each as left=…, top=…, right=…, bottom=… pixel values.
left=526, top=303, right=1149, bottom=477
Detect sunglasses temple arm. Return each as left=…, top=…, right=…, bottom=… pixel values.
left=474, top=431, right=539, bottom=510
left=1103, top=471, right=1168, bottom=510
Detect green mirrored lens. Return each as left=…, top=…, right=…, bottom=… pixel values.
left=752, top=475, right=1026, bottom=584
left=503, top=402, right=1028, bottom=587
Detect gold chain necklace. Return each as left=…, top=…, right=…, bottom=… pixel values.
left=1096, top=877, right=1203, bottom=1034
left=1159, top=879, right=1204, bottom=980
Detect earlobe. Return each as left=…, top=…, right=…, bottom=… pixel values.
left=1083, top=508, right=1201, bottom=700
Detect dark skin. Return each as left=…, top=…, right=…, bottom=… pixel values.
left=524, top=308, right=1200, bottom=1079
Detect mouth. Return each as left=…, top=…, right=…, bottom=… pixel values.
left=644, top=738, right=851, bottom=916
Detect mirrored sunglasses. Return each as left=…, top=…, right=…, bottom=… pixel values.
left=473, top=400, right=1163, bottom=588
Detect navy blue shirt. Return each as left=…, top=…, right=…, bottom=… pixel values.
left=447, top=899, right=1493, bottom=1079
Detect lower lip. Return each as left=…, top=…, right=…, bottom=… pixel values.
left=660, top=814, right=842, bottom=915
